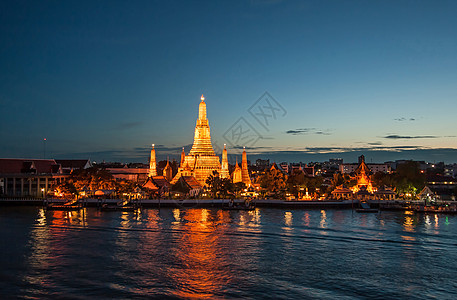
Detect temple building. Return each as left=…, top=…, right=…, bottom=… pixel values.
left=163, top=158, right=173, bottom=182
left=352, top=155, right=374, bottom=193
left=232, top=160, right=242, bottom=183
left=147, top=95, right=252, bottom=188
left=170, top=95, right=222, bottom=186
left=232, top=147, right=251, bottom=186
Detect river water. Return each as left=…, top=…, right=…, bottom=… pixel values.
left=1, top=206, right=457, bottom=299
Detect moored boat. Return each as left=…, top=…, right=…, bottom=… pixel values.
left=222, top=199, right=255, bottom=211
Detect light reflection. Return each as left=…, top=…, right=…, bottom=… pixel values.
left=173, top=208, right=181, bottom=222
left=319, top=210, right=327, bottom=229
left=284, top=211, right=292, bottom=228
left=403, top=215, right=415, bottom=233
left=434, top=214, right=439, bottom=229
left=170, top=209, right=230, bottom=299
left=425, top=215, right=431, bottom=229
left=36, top=208, right=46, bottom=226
left=402, top=212, right=416, bottom=242
left=303, top=212, right=310, bottom=227
left=48, top=209, right=87, bottom=226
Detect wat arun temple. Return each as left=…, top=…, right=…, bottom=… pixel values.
left=147, top=95, right=251, bottom=187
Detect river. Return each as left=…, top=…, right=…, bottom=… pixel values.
left=1, top=206, right=456, bottom=299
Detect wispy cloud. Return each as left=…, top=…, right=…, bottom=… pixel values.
left=384, top=135, right=439, bottom=139
left=286, top=128, right=332, bottom=136
left=394, top=117, right=416, bottom=122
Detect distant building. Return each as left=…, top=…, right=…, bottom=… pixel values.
left=55, top=159, right=92, bottom=173
left=0, top=158, right=68, bottom=197
left=256, top=159, right=270, bottom=169
left=444, top=164, right=457, bottom=178
left=107, top=165, right=149, bottom=182
left=340, top=155, right=391, bottom=174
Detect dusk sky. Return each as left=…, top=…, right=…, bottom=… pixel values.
left=2, top=0, right=457, bottom=164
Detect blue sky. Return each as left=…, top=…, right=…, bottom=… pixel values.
left=1, top=0, right=457, bottom=163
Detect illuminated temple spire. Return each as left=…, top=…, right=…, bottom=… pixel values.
left=189, top=94, right=216, bottom=156
left=163, top=157, right=173, bottom=182
left=149, top=144, right=157, bottom=177
left=221, top=144, right=229, bottom=179
left=241, top=146, right=251, bottom=186
left=180, top=147, right=185, bottom=167
left=171, top=95, right=221, bottom=185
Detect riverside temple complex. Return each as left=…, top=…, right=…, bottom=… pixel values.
left=146, top=95, right=251, bottom=188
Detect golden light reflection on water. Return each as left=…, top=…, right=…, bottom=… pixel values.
left=48, top=209, right=87, bottom=226
left=235, top=209, right=262, bottom=233
left=170, top=209, right=230, bottom=299
left=401, top=211, right=416, bottom=242
left=173, top=208, right=181, bottom=222
left=284, top=211, right=293, bottom=229
left=320, top=210, right=327, bottom=229
left=36, top=208, right=46, bottom=226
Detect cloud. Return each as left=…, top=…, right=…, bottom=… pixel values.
left=246, top=148, right=457, bottom=163
left=286, top=128, right=332, bottom=136
left=54, top=144, right=457, bottom=164
left=394, top=117, right=416, bottom=122
left=384, top=135, right=439, bottom=139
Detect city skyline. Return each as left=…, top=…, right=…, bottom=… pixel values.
left=2, top=1, right=457, bottom=163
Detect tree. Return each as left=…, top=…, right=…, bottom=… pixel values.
left=206, top=171, right=222, bottom=198
left=258, top=168, right=287, bottom=199
left=232, top=182, right=246, bottom=198
left=394, top=161, right=425, bottom=197
left=54, top=181, right=77, bottom=197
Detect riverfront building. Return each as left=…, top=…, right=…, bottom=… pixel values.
left=0, top=159, right=68, bottom=197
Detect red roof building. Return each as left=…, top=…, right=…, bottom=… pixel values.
left=0, top=158, right=68, bottom=197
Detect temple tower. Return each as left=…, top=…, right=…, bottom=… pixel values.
left=171, top=95, right=221, bottom=185
left=221, top=144, right=229, bottom=179
left=241, top=147, right=251, bottom=186
left=149, top=144, right=157, bottom=177
left=180, top=147, right=185, bottom=168
left=163, top=158, right=173, bottom=182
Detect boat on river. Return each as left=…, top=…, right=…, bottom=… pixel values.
left=46, top=199, right=83, bottom=211
left=222, top=199, right=256, bottom=211
left=100, top=199, right=140, bottom=211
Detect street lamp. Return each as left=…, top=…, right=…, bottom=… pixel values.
left=41, top=188, right=45, bottom=198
